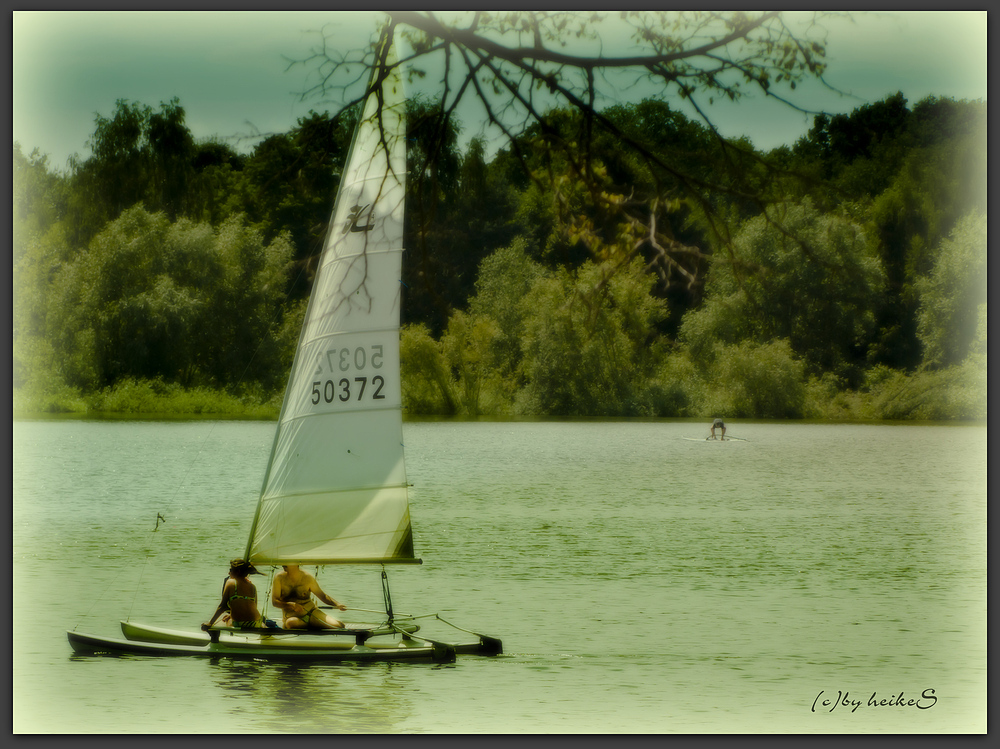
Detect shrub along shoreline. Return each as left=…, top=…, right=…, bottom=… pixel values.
left=13, top=377, right=282, bottom=419
left=13, top=353, right=985, bottom=422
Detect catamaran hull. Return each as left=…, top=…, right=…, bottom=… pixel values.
left=68, top=630, right=455, bottom=663
left=118, top=620, right=501, bottom=657
left=446, top=637, right=503, bottom=656
left=119, top=620, right=418, bottom=646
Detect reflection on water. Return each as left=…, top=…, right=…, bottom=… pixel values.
left=14, top=419, right=986, bottom=733
left=205, top=659, right=421, bottom=733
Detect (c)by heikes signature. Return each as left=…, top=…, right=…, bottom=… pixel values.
left=812, top=689, right=938, bottom=714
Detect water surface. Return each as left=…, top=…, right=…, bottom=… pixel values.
left=13, top=419, right=986, bottom=733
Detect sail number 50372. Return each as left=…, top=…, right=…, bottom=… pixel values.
left=310, top=344, right=387, bottom=406
left=311, top=376, right=385, bottom=404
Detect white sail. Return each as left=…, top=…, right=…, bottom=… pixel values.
left=246, top=40, right=416, bottom=565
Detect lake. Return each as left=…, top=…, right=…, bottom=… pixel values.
left=13, top=418, right=986, bottom=733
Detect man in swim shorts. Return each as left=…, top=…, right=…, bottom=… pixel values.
left=271, top=564, right=348, bottom=629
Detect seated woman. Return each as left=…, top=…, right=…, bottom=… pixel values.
left=205, top=558, right=264, bottom=629
left=271, top=564, right=347, bottom=629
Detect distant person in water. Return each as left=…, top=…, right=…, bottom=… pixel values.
left=271, top=564, right=348, bottom=629
left=205, top=558, right=265, bottom=629
left=710, top=418, right=726, bottom=440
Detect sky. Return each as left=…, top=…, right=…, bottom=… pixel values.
left=12, top=10, right=988, bottom=170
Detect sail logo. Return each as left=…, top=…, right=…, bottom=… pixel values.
left=345, top=204, right=376, bottom=233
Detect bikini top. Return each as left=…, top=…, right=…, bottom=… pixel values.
left=227, top=579, right=257, bottom=607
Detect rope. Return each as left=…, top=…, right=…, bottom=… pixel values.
left=125, top=512, right=168, bottom=622
left=340, top=606, right=390, bottom=615
left=72, top=564, right=130, bottom=630
left=380, top=566, right=395, bottom=623
left=432, top=613, right=491, bottom=638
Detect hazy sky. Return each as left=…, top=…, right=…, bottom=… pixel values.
left=13, top=10, right=987, bottom=170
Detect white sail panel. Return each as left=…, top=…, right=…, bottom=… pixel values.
left=250, top=487, right=413, bottom=563
left=246, top=40, right=415, bottom=565
left=262, top=410, right=406, bottom=499
left=304, top=250, right=404, bottom=340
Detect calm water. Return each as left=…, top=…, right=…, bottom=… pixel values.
left=13, top=419, right=986, bottom=733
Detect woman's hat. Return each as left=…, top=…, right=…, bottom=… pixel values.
left=229, top=558, right=261, bottom=575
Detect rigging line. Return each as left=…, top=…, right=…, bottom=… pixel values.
left=263, top=565, right=277, bottom=623
left=338, top=606, right=412, bottom=617
left=134, top=250, right=315, bottom=542
left=125, top=512, right=168, bottom=622
left=77, top=424, right=189, bottom=629
left=389, top=612, right=439, bottom=621
left=72, top=564, right=131, bottom=631
left=381, top=565, right=395, bottom=624
left=431, top=614, right=491, bottom=638
left=149, top=234, right=318, bottom=524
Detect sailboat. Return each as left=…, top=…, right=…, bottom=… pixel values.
left=67, top=34, right=501, bottom=664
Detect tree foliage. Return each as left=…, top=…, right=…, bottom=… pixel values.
left=238, top=109, right=355, bottom=271
left=11, top=12, right=987, bottom=420
left=40, top=207, right=294, bottom=393
left=915, top=211, right=987, bottom=369
left=679, top=199, right=884, bottom=385
left=294, top=11, right=841, bottom=296
left=697, top=339, right=807, bottom=419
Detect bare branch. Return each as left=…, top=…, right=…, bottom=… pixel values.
left=289, top=10, right=848, bottom=297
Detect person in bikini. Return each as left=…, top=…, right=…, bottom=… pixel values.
left=271, top=564, right=348, bottom=629
left=205, top=558, right=264, bottom=629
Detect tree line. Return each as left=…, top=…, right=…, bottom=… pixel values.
left=13, top=89, right=986, bottom=420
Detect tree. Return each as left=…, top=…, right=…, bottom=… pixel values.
left=65, top=98, right=200, bottom=247
left=401, top=95, right=471, bottom=333
left=193, top=215, right=298, bottom=391
left=46, top=206, right=295, bottom=391
left=291, top=11, right=841, bottom=295
left=440, top=310, right=507, bottom=416
left=187, top=139, right=247, bottom=227
left=803, top=91, right=909, bottom=169
left=468, top=239, right=546, bottom=382
left=13, top=223, right=73, bottom=396
left=516, top=257, right=669, bottom=416
left=240, top=109, right=355, bottom=273
left=146, top=97, right=197, bottom=219
left=864, top=97, right=986, bottom=371
left=401, top=101, right=526, bottom=335
left=13, top=144, right=66, bottom=250
left=399, top=323, right=456, bottom=414
left=915, top=211, right=986, bottom=369
left=697, top=339, right=807, bottom=418
left=793, top=92, right=912, bottom=201
left=13, top=145, right=77, bottom=400
left=679, top=199, right=884, bottom=386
